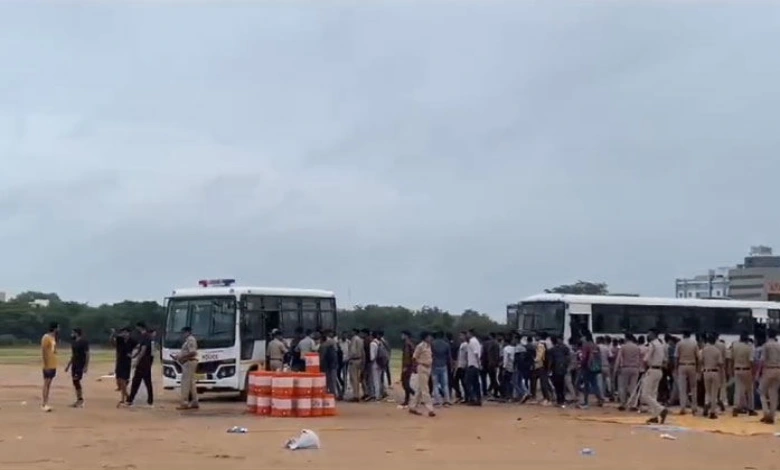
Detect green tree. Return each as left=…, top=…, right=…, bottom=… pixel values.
left=13, top=291, right=62, bottom=304
left=545, top=281, right=608, bottom=295
left=338, top=305, right=507, bottom=346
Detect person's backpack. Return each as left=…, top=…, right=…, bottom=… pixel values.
left=588, top=344, right=602, bottom=373
left=376, top=340, right=389, bottom=368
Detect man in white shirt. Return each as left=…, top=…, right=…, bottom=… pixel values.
left=501, top=336, right=516, bottom=401
left=368, top=332, right=383, bottom=401
left=296, top=331, right=318, bottom=355
left=455, top=333, right=469, bottom=403
left=465, top=329, right=482, bottom=406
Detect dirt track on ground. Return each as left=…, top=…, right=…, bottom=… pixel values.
left=1, top=364, right=778, bottom=470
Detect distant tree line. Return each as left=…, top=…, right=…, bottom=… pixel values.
left=0, top=292, right=164, bottom=347
left=0, top=281, right=607, bottom=347
left=0, top=292, right=507, bottom=348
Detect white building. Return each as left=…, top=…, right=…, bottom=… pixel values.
left=29, top=299, right=50, bottom=308
left=675, top=267, right=730, bottom=299
left=0, top=291, right=6, bottom=302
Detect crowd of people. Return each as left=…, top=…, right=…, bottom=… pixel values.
left=37, top=320, right=780, bottom=426
left=299, top=326, right=780, bottom=424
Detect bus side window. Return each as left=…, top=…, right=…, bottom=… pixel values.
left=320, top=298, right=336, bottom=331
left=592, top=304, right=623, bottom=334
left=301, top=298, right=318, bottom=332
left=625, top=305, right=658, bottom=333
left=281, top=298, right=300, bottom=338
left=769, top=309, right=780, bottom=329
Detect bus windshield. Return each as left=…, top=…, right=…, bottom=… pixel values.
left=519, top=301, right=565, bottom=335
left=164, top=296, right=237, bottom=349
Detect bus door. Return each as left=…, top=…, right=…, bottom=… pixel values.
left=567, top=303, right=592, bottom=341
left=569, top=315, right=589, bottom=340
left=240, top=295, right=281, bottom=362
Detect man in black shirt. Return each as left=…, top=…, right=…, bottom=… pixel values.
left=125, top=322, right=154, bottom=408
left=548, top=335, right=571, bottom=407
left=65, top=327, right=90, bottom=408
left=111, top=327, right=135, bottom=405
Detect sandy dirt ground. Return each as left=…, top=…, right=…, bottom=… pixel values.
left=1, top=363, right=779, bottom=470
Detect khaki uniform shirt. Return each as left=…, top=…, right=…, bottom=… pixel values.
left=700, top=344, right=723, bottom=371
left=732, top=341, right=754, bottom=369
left=763, top=340, right=780, bottom=368
left=180, top=335, right=198, bottom=362
left=267, top=338, right=288, bottom=361
left=675, top=337, right=698, bottom=366
left=349, top=335, right=365, bottom=362
left=413, top=341, right=433, bottom=368
left=618, top=342, right=642, bottom=369
left=645, top=339, right=666, bottom=368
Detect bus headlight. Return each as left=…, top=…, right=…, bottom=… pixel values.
left=216, top=366, right=236, bottom=379
left=163, top=366, right=177, bottom=379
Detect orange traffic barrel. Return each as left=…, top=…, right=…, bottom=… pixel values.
left=272, top=374, right=294, bottom=398
left=246, top=372, right=258, bottom=413
left=304, top=353, right=321, bottom=373
left=271, top=397, right=293, bottom=417
left=256, top=394, right=272, bottom=416
left=312, top=373, right=326, bottom=397
left=322, top=393, right=337, bottom=416
left=293, top=373, right=313, bottom=398
left=310, top=395, right=323, bottom=417
left=257, top=371, right=274, bottom=396
left=255, top=371, right=274, bottom=415
left=293, top=397, right=312, bottom=417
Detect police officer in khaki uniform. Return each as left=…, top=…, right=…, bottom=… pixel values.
left=675, top=330, right=699, bottom=415
left=759, top=328, right=780, bottom=424
left=267, top=329, right=288, bottom=372
left=641, top=329, right=668, bottom=424
left=172, top=326, right=199, bottom=411
left=731, top=332, right=757, bottom=417
left=616, top=334, right=641, bottom=411
left=347, top=329, right=365, bottom=402
left=714, top=336, right=728, bottom=412
left=410, top=331, right=436, bottom=417
left=700, top=333, right=723, bottom=419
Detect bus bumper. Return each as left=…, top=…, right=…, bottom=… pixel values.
left=161, top=362, right=239, bottom=392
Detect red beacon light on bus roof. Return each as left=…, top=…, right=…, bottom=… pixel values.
left=197, top=279, right=236, bottom=287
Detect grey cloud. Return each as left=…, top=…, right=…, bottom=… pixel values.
left=1, top=2, right=780, bottom=314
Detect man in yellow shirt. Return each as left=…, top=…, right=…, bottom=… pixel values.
left=41, top=322, right=59, bottom=412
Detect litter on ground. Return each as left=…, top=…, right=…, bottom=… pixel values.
left=285, top=429, right=321, bottom=450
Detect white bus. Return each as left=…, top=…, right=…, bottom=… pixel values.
left=161, top=279, right=337, bottom=396
left=508, top=294, right=780, bottom=343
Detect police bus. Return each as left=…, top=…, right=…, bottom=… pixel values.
left=507, top=294, right=780, bottom=343
left=161, top=279, right=337, bottom=397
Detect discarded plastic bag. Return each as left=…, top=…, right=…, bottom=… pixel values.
left=643, top=424, right=689, bottom=433
left=285, top=429, right=321, bottom=450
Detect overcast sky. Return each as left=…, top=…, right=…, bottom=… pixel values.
left=1, top=2, right=779, bottom=316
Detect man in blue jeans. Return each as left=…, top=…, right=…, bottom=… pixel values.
left=465, top=329, right=483, bottom=406
left=579, top=332, right=604, bottom=408
left=431, top=331, right=452, bottom=406
left=511, top=334, right=529, bottom=401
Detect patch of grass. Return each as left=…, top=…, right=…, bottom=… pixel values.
left=0, top=346, right=115, bottom=365
left=0, top=347, right=407, bottom=372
